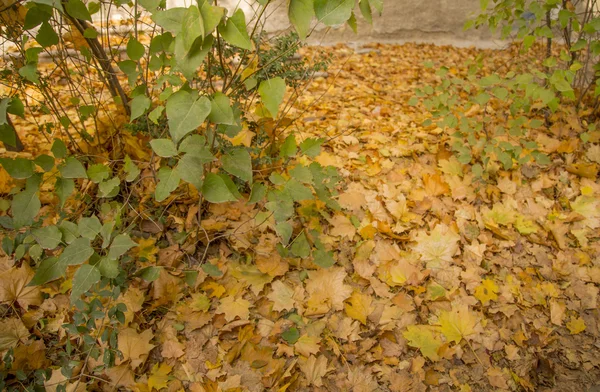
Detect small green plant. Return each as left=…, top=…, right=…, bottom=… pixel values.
left=413, top=0, right=599, bottom=178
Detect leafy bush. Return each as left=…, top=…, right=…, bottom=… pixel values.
left=413, top=0, right=599, bottom=179
left=0, top=0, right=380, bottom=388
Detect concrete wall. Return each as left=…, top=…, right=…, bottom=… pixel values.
left=212, top=0, right=494, bottom=47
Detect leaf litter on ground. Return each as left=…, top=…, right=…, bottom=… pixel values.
left=0, top=42, right=599, bottom=391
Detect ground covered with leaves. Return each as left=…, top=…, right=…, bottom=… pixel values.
left=1, top=42, right=600, bottom=391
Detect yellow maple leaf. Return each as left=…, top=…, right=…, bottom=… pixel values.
left=294, top=335, right=321, bottom=357
left=566, top=316, right=586, bottom=334
left=216, top=295, right=251, bottom=322
left=134, top=237, right=159, bottom=263
left=379, top=257, right=421, bottom=287
left=298, top=355, right=330, bottom=387
left=0, top=264, right=41, bottom=309
left=0, top=317, right=29, bottom=350
left=256, top=253, right=289, bottom=277
left=118, top=286, right=145, bottom=326
left=483, top=202, right=516, bottom=227
left=229, top=261, right=273, bottom=296
left=117, top=328, right=155, bottom=369
left=474, top=279, right=499, bottom=305
left=514, top=215, right=538, bottom=235
left=412, top=223, right=460, bottom=269
left=104, top=364, right=135, bottom=390
left=423, top=173, right=450, bottom=197
left=329, top=214, right=356, bottom=239
left=267, top=280, right=296, bottom=312
left=224, top=126, right=255, bottom=147
left=439, top=304, right=478, bottom=344
left=202, top=281, right=226, bottom=298
left=344, top=291, right=374, bottom=325
left=305, top=267, right=352, bottom=316
left=148, top=363, right=172, bottom=391
left=44, top=368, right=87, bottom=392
left=402, top=325, right=442, bottom=361
left=189, top=292, right=211, bottom=312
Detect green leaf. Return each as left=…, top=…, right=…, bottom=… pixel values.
left=275, top=221, right=293, bottom=245
left=59, top=157, right=87, bottom=179
left=0, top=158, right=34, bottom=179
left=34, top=155, right=54, bottom=172
left=65, top=0, right=92, bottom=21
left=248, top=182, right=266, bottom=204
left=208, top=92, right=235, bottom=125
left=139, top=0, right=161, bottom=11
left=179, top=134, right=206, bottom=153
left=100, top=221, right=115, bottom=249
left=284, top=179, right=313, bottom=201
left=0, top=124, right=18, bottom=149
left=148, top=105, right=164, bottom=124
left=124, top=156, right=140, bottom=182
left=96, top=257, right=119, bottom=278
left=258, top=77, right=286, bottom=118
left=218, top=9, right=252, bottom=50
left=51, top=139, right=67, bottom=158
left=300, top=137, right=323, bottom=157
left=202, top=173, right=240, bottom=203
left=36, top=22, right=59, bottom=47
left=176, top=153, right=208, bottom=189
left=290, top=232, right=310, bottom=258
left=78, top=216, right=102, bottom=240
left=32, top=225, right=62, bottom=249
left=314, top=0, right=354, bottom=26
left=155, top=166, right=180, bottom=202
left=222, top=149, right=252, bottom=183
left=24, top=5, right=52, bottom=29
left=201, top=263, right=223, bottom=277
left=55, top=177, right=74, bottom=207
left=200, top=2, right=225, bottom=36
left=359, top=0, right=372, bottom=23
left=108, top=234, right=137, bottom=259
left=0, top=98, right=8, bottom=125
left=289, top=0, right=315, bottom=40
left=175, top=34, right=214, bottom=81
left=497, top=151, right=513, bottom=170
left=313, top=248, right=335, bottom=268
left=29, top=244, right=42, bottom=261
left=492, top=87, right=509, bottom=100
left=166, top=91, right=211, bottom=143
left=29, top=257, right=63, bottom=286
left=130, top=95, right=151, bottom=121
left=150, top=139, right=178, bottom=158
left=282, top=327, right=300, bottom=344
left=6, top=96, right=23, bottom=118
left=71, top=264, right=101, bottom=304
left=12, top=188, right=40, bottom=228
left=87, top=164, right=110, bottom=183
left=152, top=8, right=187, bottom=34
left=181, top=6, right=204, bottom=54
left=138, top=266, right=161, bottom=282
left=346, top=11, right=357, bottom=33
left=280, top=134, right=297, bottom=158
left=289, top=165, right=313, bottom=183
left=19, top=64, right=39, bottom=84
left=127, top=38, right=145, bottom=61
left=83, top=27, right=98, bottom=38
left=60, top=238, right=94, bottom=266
left=369, top=0, right=383, bottom=14
left=59, top=220, right=79, bottom=244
